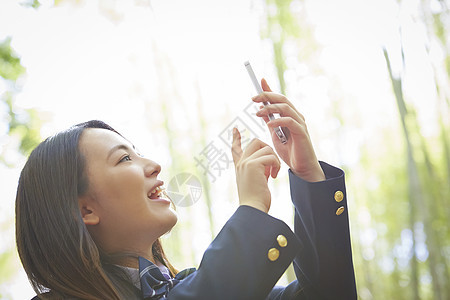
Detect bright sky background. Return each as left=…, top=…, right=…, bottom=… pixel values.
left=0, top=0, right=443, bottom=298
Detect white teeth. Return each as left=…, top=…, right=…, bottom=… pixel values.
left=149, top=185, right=165, bottom=198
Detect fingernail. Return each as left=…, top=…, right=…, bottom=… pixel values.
left=233, top=127, right=237, bottom=135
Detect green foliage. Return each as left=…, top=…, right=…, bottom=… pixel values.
left=0, top=38, right=42, bottom=159
left=428, top=3, right=450, bottom=79
left=6, top=97, right=43, bottom=156
left=262, top=0, right=320, bottom=95
left=21, top=0, right=41, bottom=9
left=265, top=0, right=301, bottom=38
left=22, top=0, right=85, bottom=8
left=265, top=0, right=450, bottom=299
left=0, top=38, right=26, bottom=81
left=0, top=248, right=16, bottom=284
left=0, top=35, right=43, bottom=296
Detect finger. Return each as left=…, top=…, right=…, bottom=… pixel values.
left=258, top=105, right=271, bottom=124
left=266, top=117, right=309, bottom=136
left=265, top=166, right=280, bottom=180
left=261, top=78, right=272, bottom=92
left=265, top=166, right=271, bottom=180
left=256, top=103, right=305, bottom=123
left=271, top=162, right=280, bottom=178
left=245, top=145, right=281, bottom=175
left=246, top=144, right=277, bottom=160
left=252, top=92, right=289, bottom=104
left=241, top=138, right=271, bottom=160
left=267, top=159, right=280, bottom=179
left=231, top=127, right=243, bottom=165
left=248, top=154, right=281, bottom=178
left=252, top=92, right=302, bottom=118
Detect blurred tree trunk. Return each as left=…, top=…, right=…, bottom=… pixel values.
left=419, top=1, right=450, bottom=298
left=421, top=0, right=450, bottom=224
left=384, top=44, right=450, bottom=299
left=272, top=40, right=287, bottom=95
left=384, top=48, right=421, bottom=300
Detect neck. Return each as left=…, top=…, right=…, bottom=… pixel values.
left=109, top=250, right=156, bottom=269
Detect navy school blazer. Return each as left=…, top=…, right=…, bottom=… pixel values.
left=168, top=161, right=357, bottom=299
left=32, top=161, right=357, bottom=299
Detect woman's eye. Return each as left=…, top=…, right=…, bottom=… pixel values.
left=119, top=155, right=132, bottom=163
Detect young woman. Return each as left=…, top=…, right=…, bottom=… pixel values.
left=16, top=79, right=357, bottom=299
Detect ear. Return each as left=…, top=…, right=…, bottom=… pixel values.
left=78, top=196, right=100, bottom=226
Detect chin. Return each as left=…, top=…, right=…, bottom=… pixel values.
left=160, top=215, right=178, bottom=237
left=169, top=211, right=178, bottom=227
left=165, top=209, right=178, bottom=229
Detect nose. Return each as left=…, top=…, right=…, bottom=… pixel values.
left=143, top=158, right=161, bottom=178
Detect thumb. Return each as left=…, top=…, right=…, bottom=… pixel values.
left=261, top=78, right=272, bottom=92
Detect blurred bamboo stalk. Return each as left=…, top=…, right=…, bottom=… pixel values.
left=420, top=0, right=450, bottom=222
left=384, top=45, right=450, bottom=299
left=383, top=48, right=421, bottom=300
left=417, top=1, right=450, bottom=298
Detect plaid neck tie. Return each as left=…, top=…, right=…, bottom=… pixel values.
left=139, top=256, right=196, bottom=299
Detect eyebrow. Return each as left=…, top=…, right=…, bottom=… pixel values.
left=107, top=144, right=136, bottom=160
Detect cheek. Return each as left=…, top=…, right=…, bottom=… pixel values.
left=90, top=169, right=146, bottom=215
left=109, top=166, right=143, bottom=193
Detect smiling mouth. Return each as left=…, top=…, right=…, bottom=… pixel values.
left=148, top=185, right=163, bottom=199
left=148, top=185, right=171, bottom=201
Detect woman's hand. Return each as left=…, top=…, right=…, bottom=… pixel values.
left=253, top=79, right=325, bottom=182
left=231, top=128, right=281, bottom=213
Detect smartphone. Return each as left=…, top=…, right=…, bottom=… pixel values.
left=244, top=61, right=287, bottom=144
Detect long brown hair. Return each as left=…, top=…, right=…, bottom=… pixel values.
left=16, top=120, right=176, bottom=299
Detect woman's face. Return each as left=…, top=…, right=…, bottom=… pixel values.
left=78, top=128, right=177, bottom=256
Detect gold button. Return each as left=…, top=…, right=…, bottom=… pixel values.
left=277, top=235, right=288, bottom=247
left=334, top=191, right=344, bottom=202
left=268, top=248, right=280, bottom=261
left=336, top=206, right=345, bottom=215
